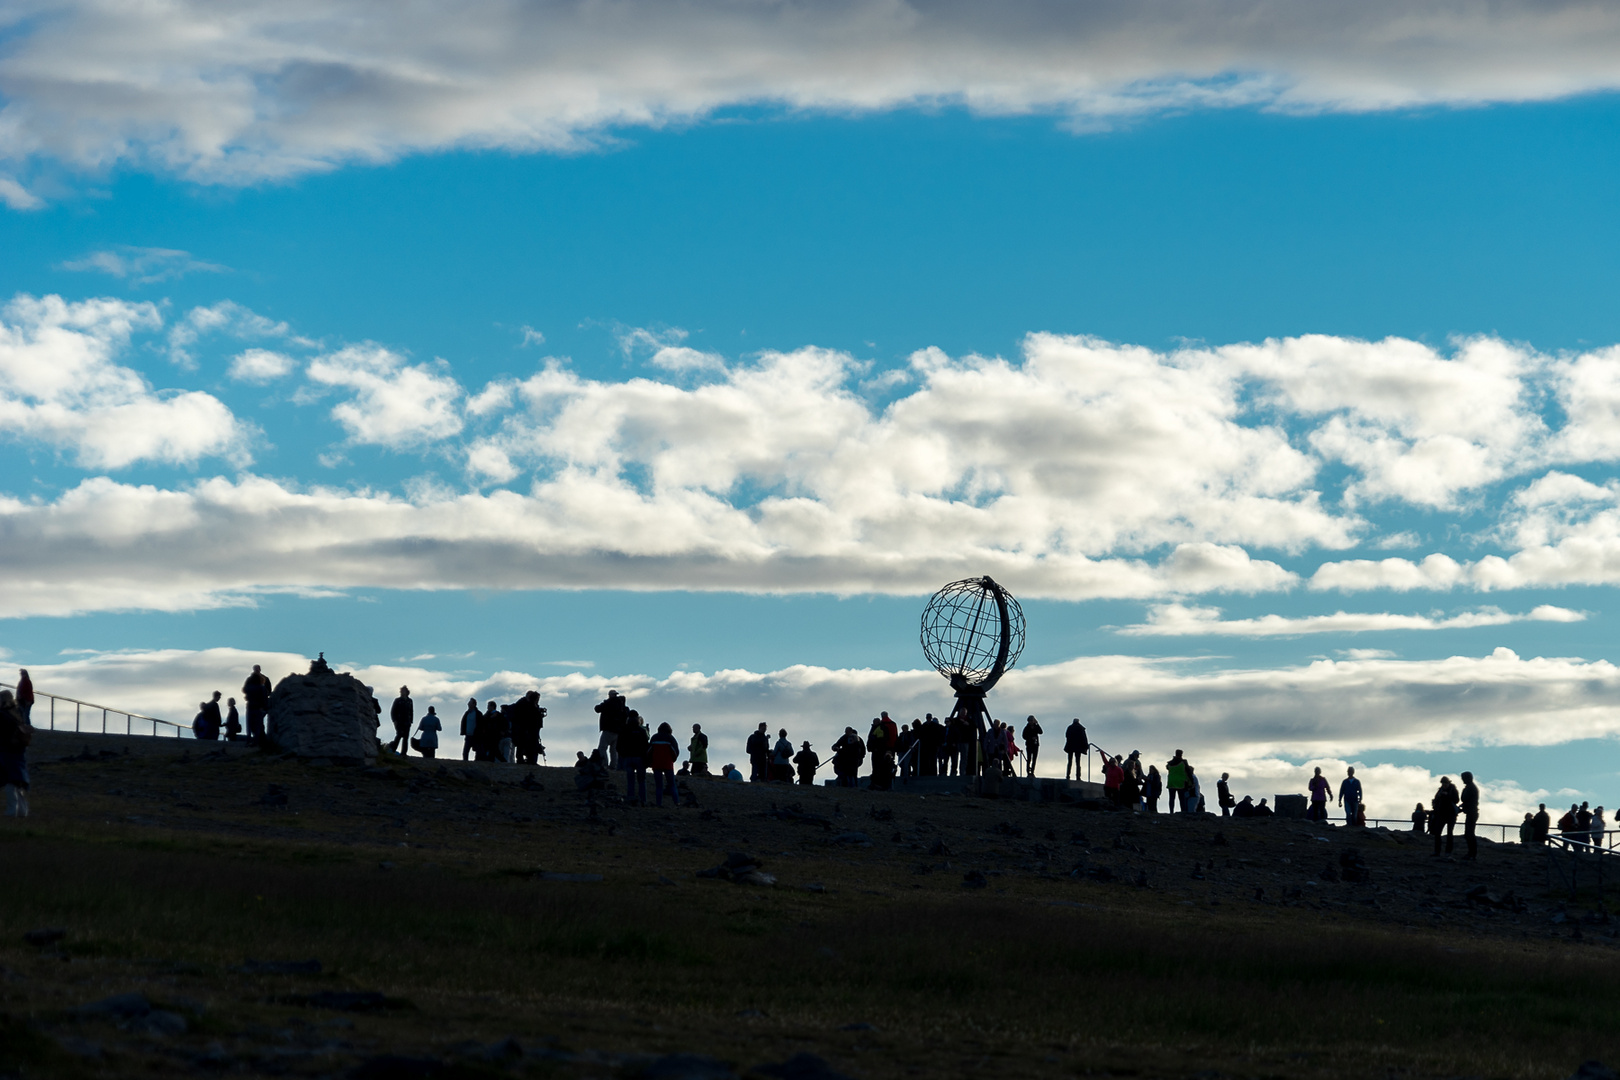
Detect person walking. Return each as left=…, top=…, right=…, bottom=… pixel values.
left=241, top=664, right=272, bottom=745
left=648, top=722, right=681, bottom=808
left=1338, top=767, right=1363, bottom=827
left=388, top=687, right=413, bottom=756
left=15, top=670, right=33, bottom=725
left=618, top=711, right=650, bottom=805
left=1307, top=766, right=1331, bottom=823
left=1459, top=771, right=1481, bottom=859
left=1431, top=777, right=1460, bottom=855
left=746, top=723, right=771, bottom=782
left=794, top=741, right=819, bottom=786
left=460, top=698, right=479, bottom=761
left=1533, top=803, right=1551, bottom=845
left=688, top=724, right=709, bottom=776
left=0, top=689, right=30, bottom=817
left=594, top=690, right=628, bottom=769
left=1064, top=719, right=1088, bottom=781
left=1217, top=772, right=1234, bottom=818
left=410, top=705, right=441, bottom=759
left=224, top=697, right=242, bottom=741
left=1022, top=716, right=1042, bottom=777
left=1166, top=751, right=1189, bottom=813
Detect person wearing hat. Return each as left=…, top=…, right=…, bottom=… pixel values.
left=794, top=741, right=820, bottom=786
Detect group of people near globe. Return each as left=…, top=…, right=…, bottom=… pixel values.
left=7, top=664, right=1618, bottom=860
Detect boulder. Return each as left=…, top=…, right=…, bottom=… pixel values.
left=265, top=655, right=380, bottom=764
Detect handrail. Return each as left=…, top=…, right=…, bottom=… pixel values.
left=0, top=681, right=189, bottom=739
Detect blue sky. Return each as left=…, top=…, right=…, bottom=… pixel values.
left=6, top=1, right=1620, bottom=819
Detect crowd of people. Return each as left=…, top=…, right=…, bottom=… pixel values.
left=7, top=666, right=1620, bottom=855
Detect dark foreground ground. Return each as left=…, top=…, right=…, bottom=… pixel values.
left=2, top=731, right=1619, bottom=1080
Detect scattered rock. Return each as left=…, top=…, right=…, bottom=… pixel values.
left=349, top=1054, right=450, bottom=1079
left=1569, top=1063, right=1620, bottom=1080
left=539, top=872, right=605, bottom=883
left=22, top=927, right=65, bottom=946
left=73, top=992, right=151, bottom=1020
left=927, top=840, right=951, bottom=857
left=133, top=1009, right=188, bottom=1036
left=283, top=990, right=410, bottom=1012
left=54, top=1035, right=102, bottom=1058
left=962, top=870, right=988, bottom=888
left=830, top=832, right=872, bottom=846
left=838, top=1022, right=878, bottom=1032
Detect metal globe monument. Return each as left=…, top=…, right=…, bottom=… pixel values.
left=921, top=576, right=1025, bottom=763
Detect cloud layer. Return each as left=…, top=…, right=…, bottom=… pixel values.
left=4, top=2, right=1620, bottom=194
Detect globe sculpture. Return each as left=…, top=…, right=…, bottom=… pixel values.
left=921, top=576, right=1025, bottom=758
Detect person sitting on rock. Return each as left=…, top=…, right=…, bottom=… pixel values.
left=648, top=721, right=681, bottom=808
left=722, top=762, right=744, bottom=783
left=1232, top=795, right=1256, bottom=817
left=574, top=749, right=609, bottom=792
left=794, top=741, right=819, bottom=786
left=1253, top=798, right=1274, bottom=816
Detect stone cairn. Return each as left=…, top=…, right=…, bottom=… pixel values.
left=265, top=653, right=381, bottom=765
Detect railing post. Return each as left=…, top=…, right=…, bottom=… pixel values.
left=75, top=701, right=80, bottom=732
left=102, top=708, right=107, bottom=734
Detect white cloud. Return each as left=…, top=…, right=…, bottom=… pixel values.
left=167, top=300, right=295, bottom=369
left=0, top=293, right=250, bottom=468
left=59, top=246, right=225, bottom=285
left=228, top=348, right=296, bottom=383
left=306, top=345, right=465, bottom=448
left=0, top=176, right=42, bottom=210
left=16, top=644, right=1613, bottom=821
left=1120, top=602, right=1584, bottom=637
left=6, top=3, right=1620, bottom=187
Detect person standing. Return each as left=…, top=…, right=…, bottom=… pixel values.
left=772, top=729, right=794, bottom=783
left=386, top=687, right=413, bottom=756
left=688, top=724, right=710, bottom=776
left=1102, top=754, right=1124, bottom=805
left=1338, top=767, right=1363, bottom=827
left=1146, top=765, right=1164, bottom=814
left=1411, top=803, right=1427, bottom=834
left=618, top=711, right=650, bottom=805
left=1064, top=719, right=1088, bottom=781
left=509, top=691, right=546, bottom=765
left=16, top=669, right=33, bottom=724
left=594, top=690, right=628, bottom=769
left=224, top=697, right=242, bottom=741
left=868, top=715, right=897, bottom=790
left=0, top=689, right=30, bottom=817
left=1460, top=771, right=1480, bottom=860
left=919, top=714, right=945, bottom=777
left=1431, top=777, right=1460, bottom=855
left=1216, top=772, right=1234, bottom=818
left=1165, top=751, right=1189, bottom=813
left=1532, top=802, right=1551, bottom=845
left=746, top=723, right=771, bottom=782
left=414, top=706, right=442, bottom=759
left=195, top=691, right=223, bottom=741
left=460, top=698, right=479, bottom=761
left=1022, top=716, right=1043, bottom=777
left=1186, top=764, right=1203, bottom=814
left=477, top=700, right=502, bottom=761
left=1306, top=766, right=1331, bottom=823
left=1577, top=802, right=1594, bottom=844
left=1593, top=806, right=1607, bottom=851
left=832, top=726, right=865, bottom=787
left=241, top=665, right=272, bottom=745
left=648, top=722, right=681, bottom=808
left=795, top=741, right=819, bottom=785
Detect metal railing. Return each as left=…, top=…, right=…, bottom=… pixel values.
left=0, top=682, right=188, bottom=739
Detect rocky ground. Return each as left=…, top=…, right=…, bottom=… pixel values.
left=1, top=730, right=1616, bottom=1080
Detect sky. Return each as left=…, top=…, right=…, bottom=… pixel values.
left=4, top=0, right=1620, bottom=824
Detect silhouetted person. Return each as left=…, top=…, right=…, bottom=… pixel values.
left=1307, top=766, right=1330, bottom=823
left=1578, top=801, right=1594, bottom=843
left=242, top=665, right=271, bottom=745
left=575, top=749, right=609, bottom=791
left=1254, top=798, right=1274, bottom=817
left=1338, top=767, right=1362, bottom=827
left=919, top=714, right=945, bottom=777
left=1431, top=777, right=1459, bottom=855
left=1411, top=803, right=1428, bottom=834
left=414, top=706, right=442, bottom=759
left=0, top=689, right=29, bottom=817
left=832, top=727, right=864, bottom=787
left=1022, top=715, right=1043, bottom=777
left=947, top=712, right=973, bottom=776
left=460, top=698, right=479, bottom=760
left=15, top=669, right=33, bottom=724
left=1102, top=755, right=1123, bottom=805
left=1232, top=795, right=1256, bottom=818
left=619, top=712, right=650, bottom=805
left=1594, top=806, right=1607, bottom=850
left=1064, top=719, right=1088, bottom=781
left=388, top=686, right=413, bottom=755
left=195, top=691, right=223, bottom=741
left=1532, top=803, right=1550, bottom=845
left=869, top=714, right=897, bottom=790
left=477, top=700, right=502, bottom=761
left=1147, top=765, right=1164, bottom=813
left=594, top=690, right=627, bottom=769
left=1558, top=803, right=1579, bottom=839
left=1460, top=770, right=1480, bottom=859
left=224, top=697, right=242, bottom=741
left=746, top=722, right=770, bottom=782
left=688, top=724, right=709, bottom=776
left=772, top=728, right=794, bottom=782
left=648, top=721, right=680, bottom=808
left=1519, top=813, right=1535, bottom=845
left=1216, top=772, right=1233, bottom=818
left=509, top=691, right=546, bottom=765
left=896, top=721, right=919, bottom=781
left=795, top=741, right=819, bottom=785
left=1166, top=751, right=1189, bottom=813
